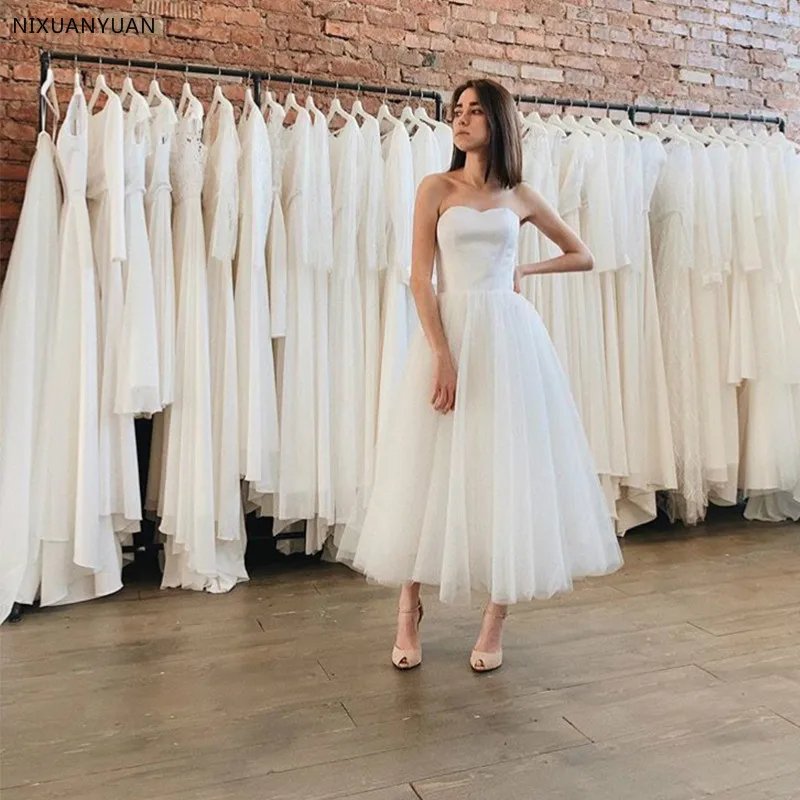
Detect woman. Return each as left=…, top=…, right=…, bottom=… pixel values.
left=335, top=79, right=623, bottom=672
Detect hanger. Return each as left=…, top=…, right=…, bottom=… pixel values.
left=261, top=75, right=284, bottom=125
left=377, top=88, right=402, bottom=131
left=88, top=58, right=114, bottom=113
left=414, top=92, right=438, bottom=129
left=283, top=76, right=303, bottom=125
left=578, top=102, right=600, bottom=130
left=72, top=55, right=82, bottom=94
left=40, top=65, right=60, bottom=135
left=178, top=65, right=197, bottom=117
left=351, top=83, right=369, bottom=121
left=208, top=67, right=225, bottom=121
left=327, top=81, right=355, bottom=129
left=147, top=62, right=168, bottom=108
left=119, top=61, right=141, bottom=114
left=304, top=78, right=318, bottom=116
left=242, top=75, right=258, bottom=123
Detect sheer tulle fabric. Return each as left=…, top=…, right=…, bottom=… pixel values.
left=335, top=207, right=623, bottom=604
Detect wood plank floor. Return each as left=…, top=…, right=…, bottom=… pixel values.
left=2, top=512, right=800, bottom=800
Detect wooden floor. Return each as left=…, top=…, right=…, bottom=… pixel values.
left=2, top=512, right=800, bottom=800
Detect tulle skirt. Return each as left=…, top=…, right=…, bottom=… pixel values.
left=334, top=289, right=624, bottom=605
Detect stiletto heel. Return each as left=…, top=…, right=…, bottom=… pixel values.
left=392, top=602, right=424, bottom=670
left=470, top=607, right=507, bottom=673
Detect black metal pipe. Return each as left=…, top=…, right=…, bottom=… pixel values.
left=42, top=50, right=446, bottom=120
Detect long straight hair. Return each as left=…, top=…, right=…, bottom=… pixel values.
left=448, top=78, right=523, bottom=189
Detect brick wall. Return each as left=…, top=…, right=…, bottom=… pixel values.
left=2, top=0, right=800, bottom=279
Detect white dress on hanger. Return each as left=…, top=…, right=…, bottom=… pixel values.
left=581, top=129, right=626, bottom=510
left=616, top=134, right=677, bottom=532
left=276, top=106, right=318, bottom=527
left=738, top=137, right=799, bottom=500
left=329, top=116, right=365, bottom=524
left=202, top=91, right=248, bottom=581
left=146, top=97, right=178, bottom=408
left=0, top=128, right=62, bottom=621
left=116, top=91, right=160, bottom=416
left=651, top=139, right=705, bottom=524
left=235, top=95, right=280, bottom=502
left=160, top=92, right=217, bottom=591
left=432, top=118, right=453, bottom=170
left=265, top=103, right=288, bottom=340
left=143, top=97, right=178, bottom=520
left=377, top=122, right=415, bottom=437
left=28, top=88, right=123, bottom=607
left=335, top=206, right=623, bottom=604
left=356, top=114, right=386, bottom=495
left=307, top=102, right=335, bottom=545
left=87, top=87, right=141, bottom=534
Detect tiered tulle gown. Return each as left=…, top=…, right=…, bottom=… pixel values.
left=336, top=206, right=623, bottom=604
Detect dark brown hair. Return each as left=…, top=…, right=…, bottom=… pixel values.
left=448, top=78, right=523, bottom=189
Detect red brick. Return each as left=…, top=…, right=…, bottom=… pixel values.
left=516, top=29, right=547, bottom=47
left=497, top=11, right=542, bottom=28
left=505, top=45, right=555, bottom=65
left=555, top=54, right=596, bottom=71
left=365, top=7, right=417, bottom=30
left=168, top=19, right=230, bottom=42
left=717, top=15, right=753, bottom=32
left=363, top=26, right=406, bottom=45
left=650, top=19, right=690, bottom=36
left=488, top=26, right=515, bottom=44
left=633, top=0, right=675, bottom=19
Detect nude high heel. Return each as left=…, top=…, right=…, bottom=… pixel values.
left=470, top=607, right=507, bottom=673
left=392, top=602, right=424, bottom=670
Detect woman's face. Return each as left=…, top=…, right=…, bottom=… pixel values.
left=452, top=87, right=490, bottom=152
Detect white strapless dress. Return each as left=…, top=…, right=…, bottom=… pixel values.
left=334, top=205, right=623, bottom=605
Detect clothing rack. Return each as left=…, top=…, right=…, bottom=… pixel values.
left=517, top=94, right=787, bottom=133
left=38, top=50, right=446, bottom=131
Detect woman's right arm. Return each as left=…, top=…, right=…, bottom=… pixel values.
left=409, top=174, right=457, bottom=414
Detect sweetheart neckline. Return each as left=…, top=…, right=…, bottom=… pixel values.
left=438, top=205, right=522, bottom=225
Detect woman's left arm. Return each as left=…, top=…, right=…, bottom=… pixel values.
left=514, top=183, right=594, bottom=280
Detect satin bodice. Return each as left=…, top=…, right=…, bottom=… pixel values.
left=435, top=206, right=520, bottom=293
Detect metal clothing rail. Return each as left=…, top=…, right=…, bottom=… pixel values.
left=517, top=93, right=786, bottom=133
left=39, top=50, right=446, bottom=130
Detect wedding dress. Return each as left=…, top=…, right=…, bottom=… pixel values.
left=335, top=205, right=623, bottom=604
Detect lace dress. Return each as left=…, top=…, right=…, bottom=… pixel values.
left=160, top=92, right=217, bottom=591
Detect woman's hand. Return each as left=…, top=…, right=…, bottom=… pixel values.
left=431, top=351, right=457, bottom=414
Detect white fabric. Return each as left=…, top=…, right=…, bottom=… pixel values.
left=145, top=97, right=178, bottom=408
left=30, top=89, right=123, bottom=607
left=117, top=91, right=161, bottom=416
left=356, top=115, right=386, bottom=495
left=329, top=117, right=365, bottom=524
left=159, top=92, right=218, bottom=592
left=87, top=89, right=142, bottom=535
left=335, top=206, right=623, bottom=604
left=377, top=122, right=415, bottom=437
left=0, top=132, right=62, bottom=620
left=235, top=98, right=280, bottom=503
left=202, top=92, right=248, bottom=584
